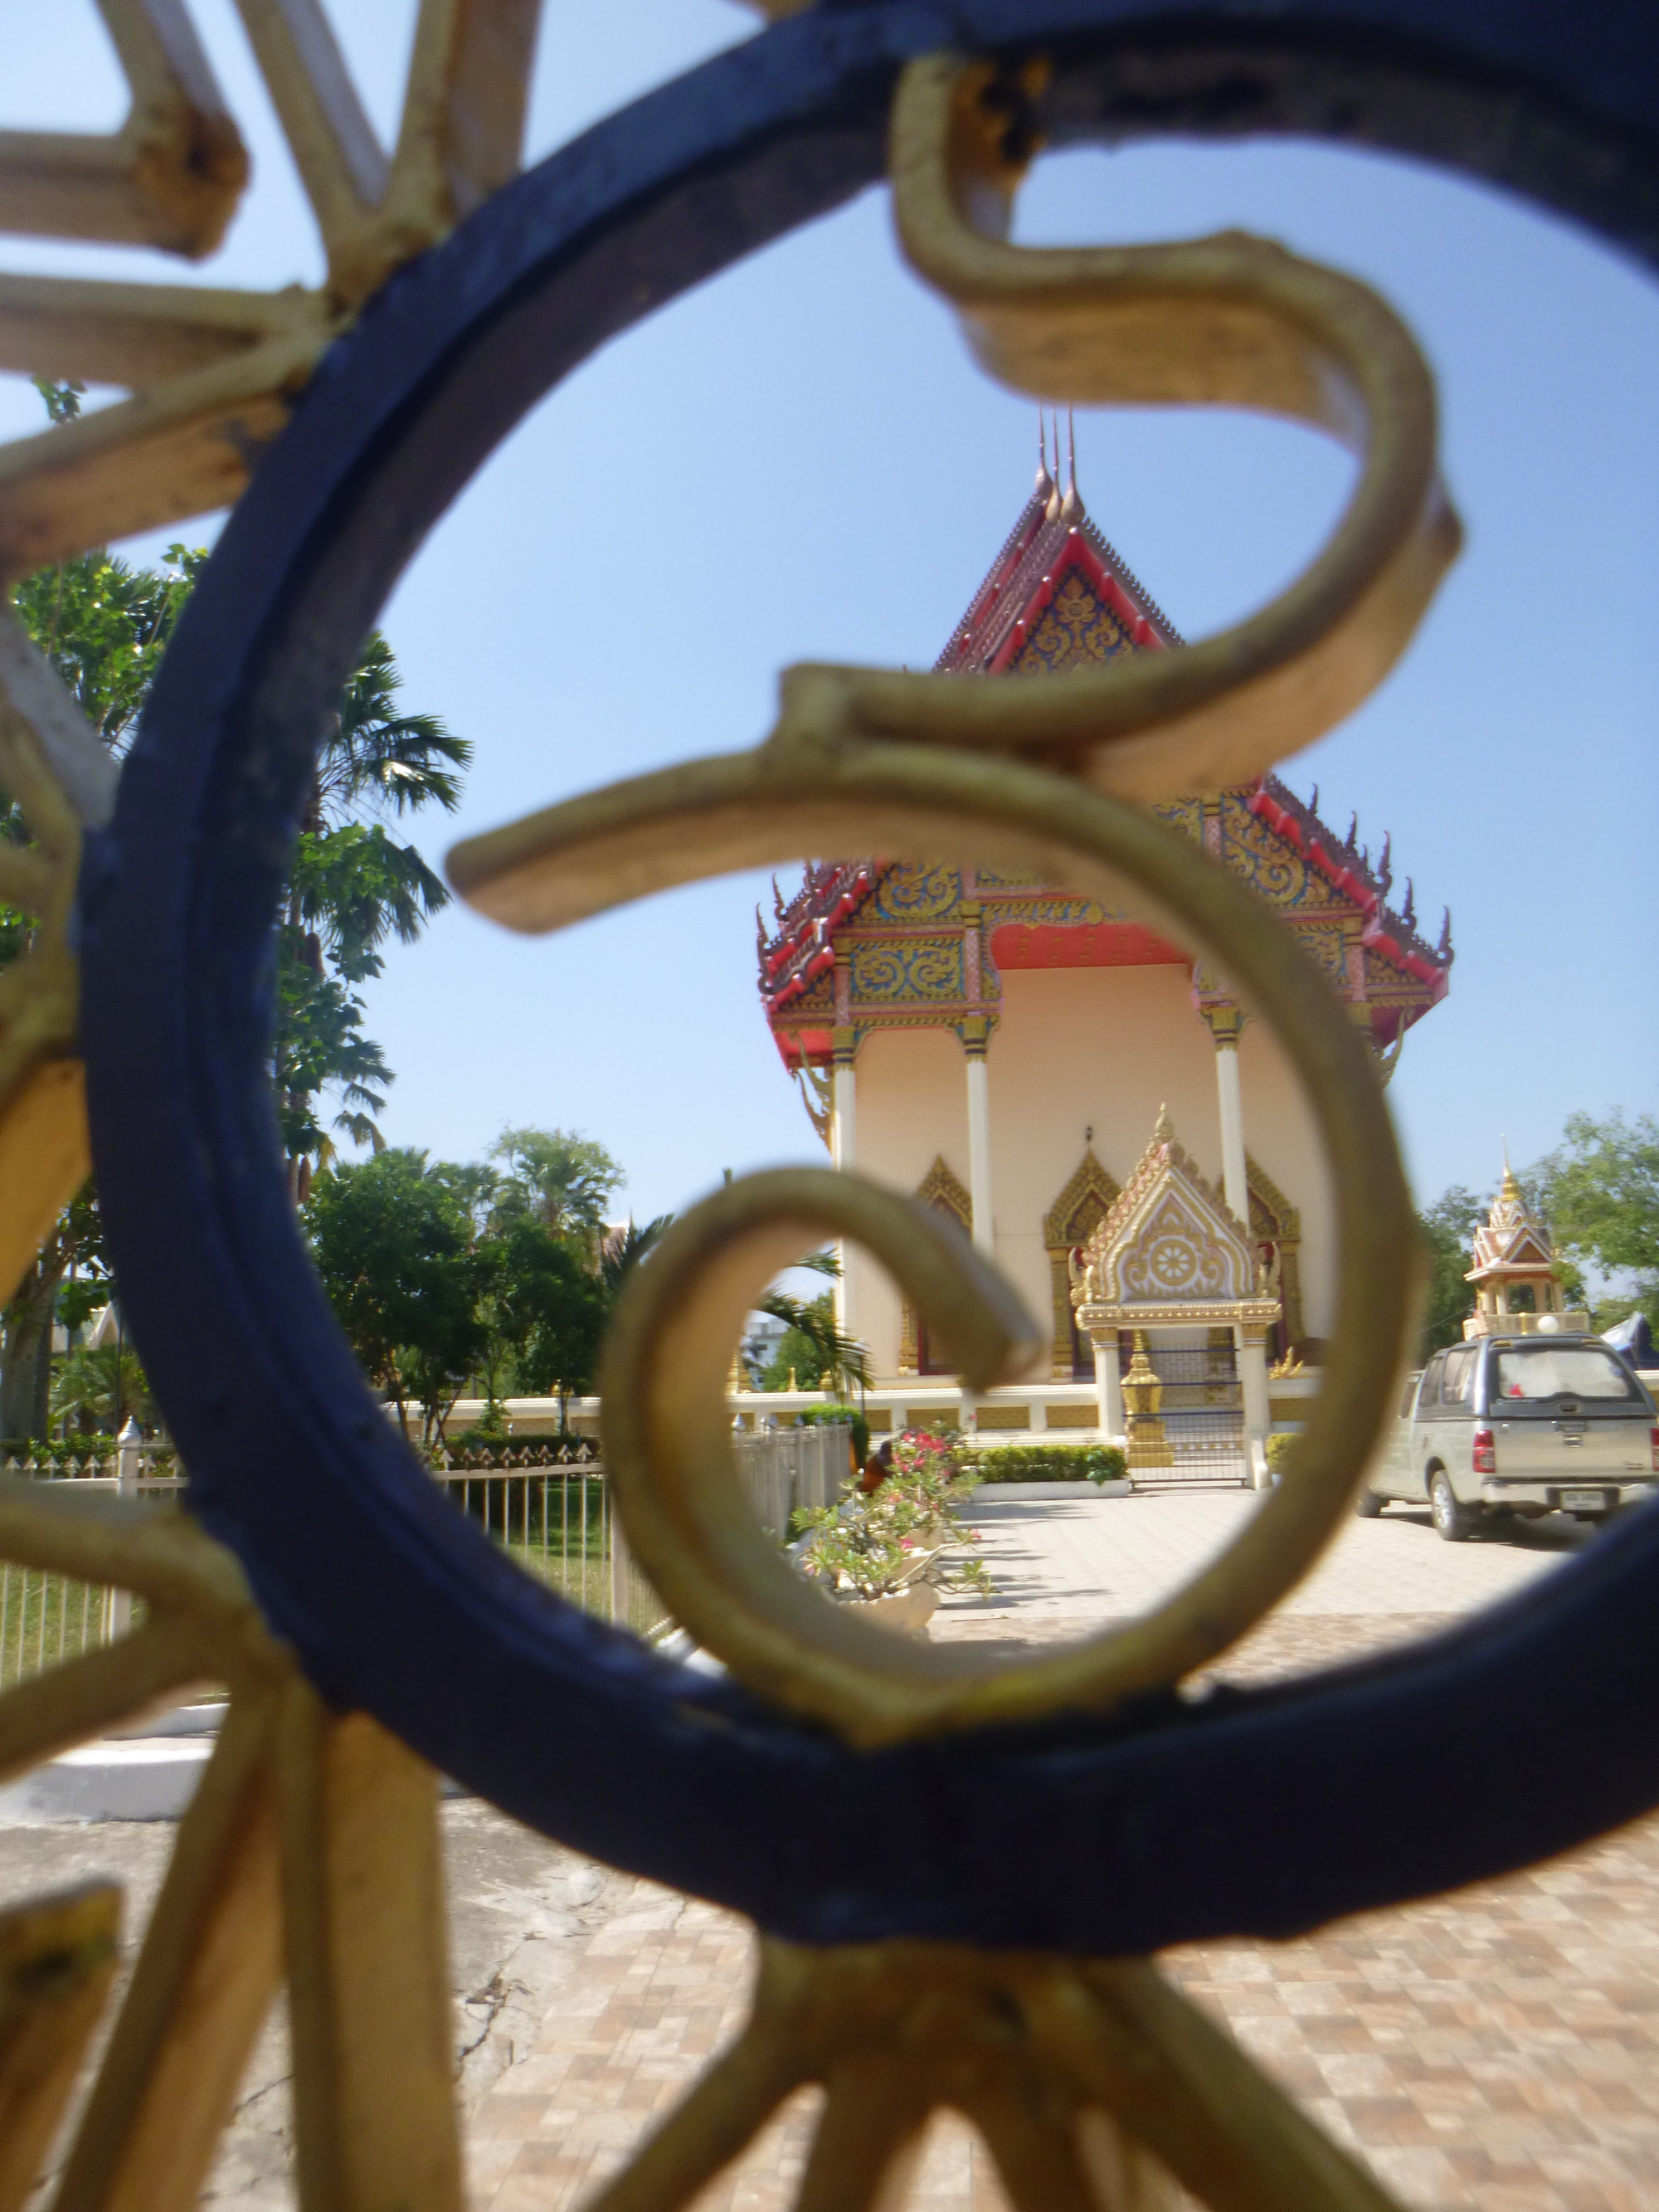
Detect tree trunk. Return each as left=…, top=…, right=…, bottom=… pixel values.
left=32, top=1320, right=52, bottom=1437
left=1, top=1265, right=62, bottom=1440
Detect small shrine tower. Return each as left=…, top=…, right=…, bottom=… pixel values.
left=1463, top=1152, right=1588, bottom=1338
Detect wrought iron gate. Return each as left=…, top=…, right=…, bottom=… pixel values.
left=1138, top=1342, right=1249, bottom=1486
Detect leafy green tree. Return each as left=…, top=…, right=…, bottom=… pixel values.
left=280, top=639, right=469, bottom=1194
left=305, top=1150, right=489, bottom=1444
left=487, top=1127, right=623, bottom=1257
left=1532, top=1111, right=1659, bottom=1330
left=754, top=1250, right=867, bottom=1391
left=599, top=1215, right=673, bottom=1297
left=0, top=1186, right=105, bottom=1441
left=492, top=1218, right=608, bottom=1424
left=50, top=1342, right=156, bottom=1438
left=1415, top=1186, right=1483, bottom=1361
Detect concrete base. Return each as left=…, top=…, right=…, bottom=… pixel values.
left=0, top=1732, right=216, bottom=1822
left=0, top=1701, right=474, bottom=1823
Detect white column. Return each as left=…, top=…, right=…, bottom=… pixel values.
left=1093, top=1337, right=1123, bottom=1437
left=830, top=1038, right=857, bottom=1334
left=109, top=1417, right=143, bottom=1638
left=966, top=1044, right=994, bottom=1259
left=830, top=1062, right=856, bottom=1172
left=1238, top=1327, right=1272, bottom=1488
left=1214, top=1039, right=1249, bottom=1229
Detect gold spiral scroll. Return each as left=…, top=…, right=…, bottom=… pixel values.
left=768, top=54, right=1462, bottom=805
left=450, top=739, right=1422, bottom=1747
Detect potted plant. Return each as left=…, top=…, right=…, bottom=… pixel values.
left=795, top=1430, right=991, bottom=1634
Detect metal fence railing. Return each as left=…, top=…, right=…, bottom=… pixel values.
left=0, top=1423, right=857, bottom=1688
left=733, top=1422, right=854, bottom=1541
left=0, top=1470, right=186, bottom=1690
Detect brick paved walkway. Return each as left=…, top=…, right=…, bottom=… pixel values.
left=466, top=1502, right=1659, bottom=2212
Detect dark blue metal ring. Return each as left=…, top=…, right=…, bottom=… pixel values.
left=82, top=0, right=1659, bottom=1951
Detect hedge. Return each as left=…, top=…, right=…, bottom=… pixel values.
left=966, top=1442, right=1126, bottom=1485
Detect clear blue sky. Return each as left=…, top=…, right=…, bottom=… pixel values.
left=6, top=3, right=1656, bottom=1230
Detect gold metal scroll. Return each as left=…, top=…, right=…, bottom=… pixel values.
left=0, top=0, right=547, bottom=1297
left=0, top=0, right=542, bottom=580
left=442, top=46, right=1449, bottom=2212
left=774, top=54, right=1461, bottom=803
left=0, top=1477, right=461, bottom=2212
left=452, top=741, right=1420, bottom=1747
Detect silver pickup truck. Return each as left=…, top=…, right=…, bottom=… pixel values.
left=1360, top=1334, right=1659, bottom=1539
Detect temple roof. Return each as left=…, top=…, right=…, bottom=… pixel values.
left=933, top=465, right=1182, bottom=675
left=758, top=457, right=1452, bottom=1057
left=1467, top=1157, right=1559, bottom=1282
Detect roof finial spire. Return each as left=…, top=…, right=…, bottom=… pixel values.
left=1060, top=406, right=1084, bottom=524
left=1034, top=412, right=1054, bottom=505
left=1044, top=408, right=1063, bottom=520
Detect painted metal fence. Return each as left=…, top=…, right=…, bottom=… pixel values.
left=0, top=1423, right=856, bottom=1688
left=0, top=1467, right=186, bottom=1689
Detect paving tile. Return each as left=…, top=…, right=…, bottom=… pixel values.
left=465, top=1506, right=1659, bottom=2212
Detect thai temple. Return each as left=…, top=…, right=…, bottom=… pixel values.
left=754, top=442, right=1452, bottom=1467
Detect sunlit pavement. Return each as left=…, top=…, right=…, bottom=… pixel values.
left=931, top=1486, right=1596, bottom=1655
left=23, top=1492, right=1659, bottom=2212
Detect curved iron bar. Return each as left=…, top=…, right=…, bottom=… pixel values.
left=82, top=0, right=1659, bottom=1951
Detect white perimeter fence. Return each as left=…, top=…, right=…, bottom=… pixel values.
left=0, top=1424, right=855, bottom=1688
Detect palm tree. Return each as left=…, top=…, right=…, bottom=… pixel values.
left=280, top=634, right=472, bottom=1191
left=487, top=1128, right=623, bottom=1258
left=50, top=1343, right=156, bottom=1437
left=599, top=1215, right=674, bottom=1296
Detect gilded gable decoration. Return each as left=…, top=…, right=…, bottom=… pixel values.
left=915, top=1153, right=971, bottom=1230
left=1247, top=1153, right=1307, bottom=1356
left=1009, top=568, right=1133, bottom=676
left=1074, top=1108, right=1280, bottom=1336
left=1043, top=1150, right=1121, bottom=1379
left=899, top=1156, right=973, bottom=1373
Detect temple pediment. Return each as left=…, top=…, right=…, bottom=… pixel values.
left=1073, top=1108, right=1281, bottom=1333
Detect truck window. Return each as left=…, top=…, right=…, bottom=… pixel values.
left=1441, top=1348, right=1477, bottom=1405
left=1399, top=1372, right=1422, bottom=1417
left=1493, top=1345, right=1640, bottom=1403
left=1418, top=1353, right=1446, bottom=1409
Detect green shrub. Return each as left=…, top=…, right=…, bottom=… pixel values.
left=1265, top=1430, right=1297, bottom=1475
left=1, top=1436, right=114, bottom=1466
left=966, top=1442, right=1126, bottom=1485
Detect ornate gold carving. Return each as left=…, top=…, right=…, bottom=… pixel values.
left=0, top=1478, right=460, bottom=2210
left=872, top=861, right=960, bottom=920
left=1044, top=1148, right=1121, bottom=1378
left=1121, top=1331, right=1171, bottom=1469
left=1010, top=568, right=1134, bottom=675
left=0, top=0, right=541, bottom=579
left=1246, top=1152, right=1306, bottom=1352
left=850, top=937, right=964, bottom=1003
left=800, top=52, right=1464, bottom=804
left=900, top=1155, right=975, bottom=1372
left=1073, top=1109, right=1282, bottom=1340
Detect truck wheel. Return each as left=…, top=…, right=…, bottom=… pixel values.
left=1355, top=1488, right=1385, bottom=1518
left=1430, top=1467, right=1478, bottom=1542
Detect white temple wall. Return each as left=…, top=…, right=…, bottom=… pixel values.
left=1234, top=1016, right=1338, bottom=1344
left=850, top=1026, right=972, bottom=1380
left=987, top=969, right=1222, bottom=1364
left=847, top=962, right=1340, bottom=1376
